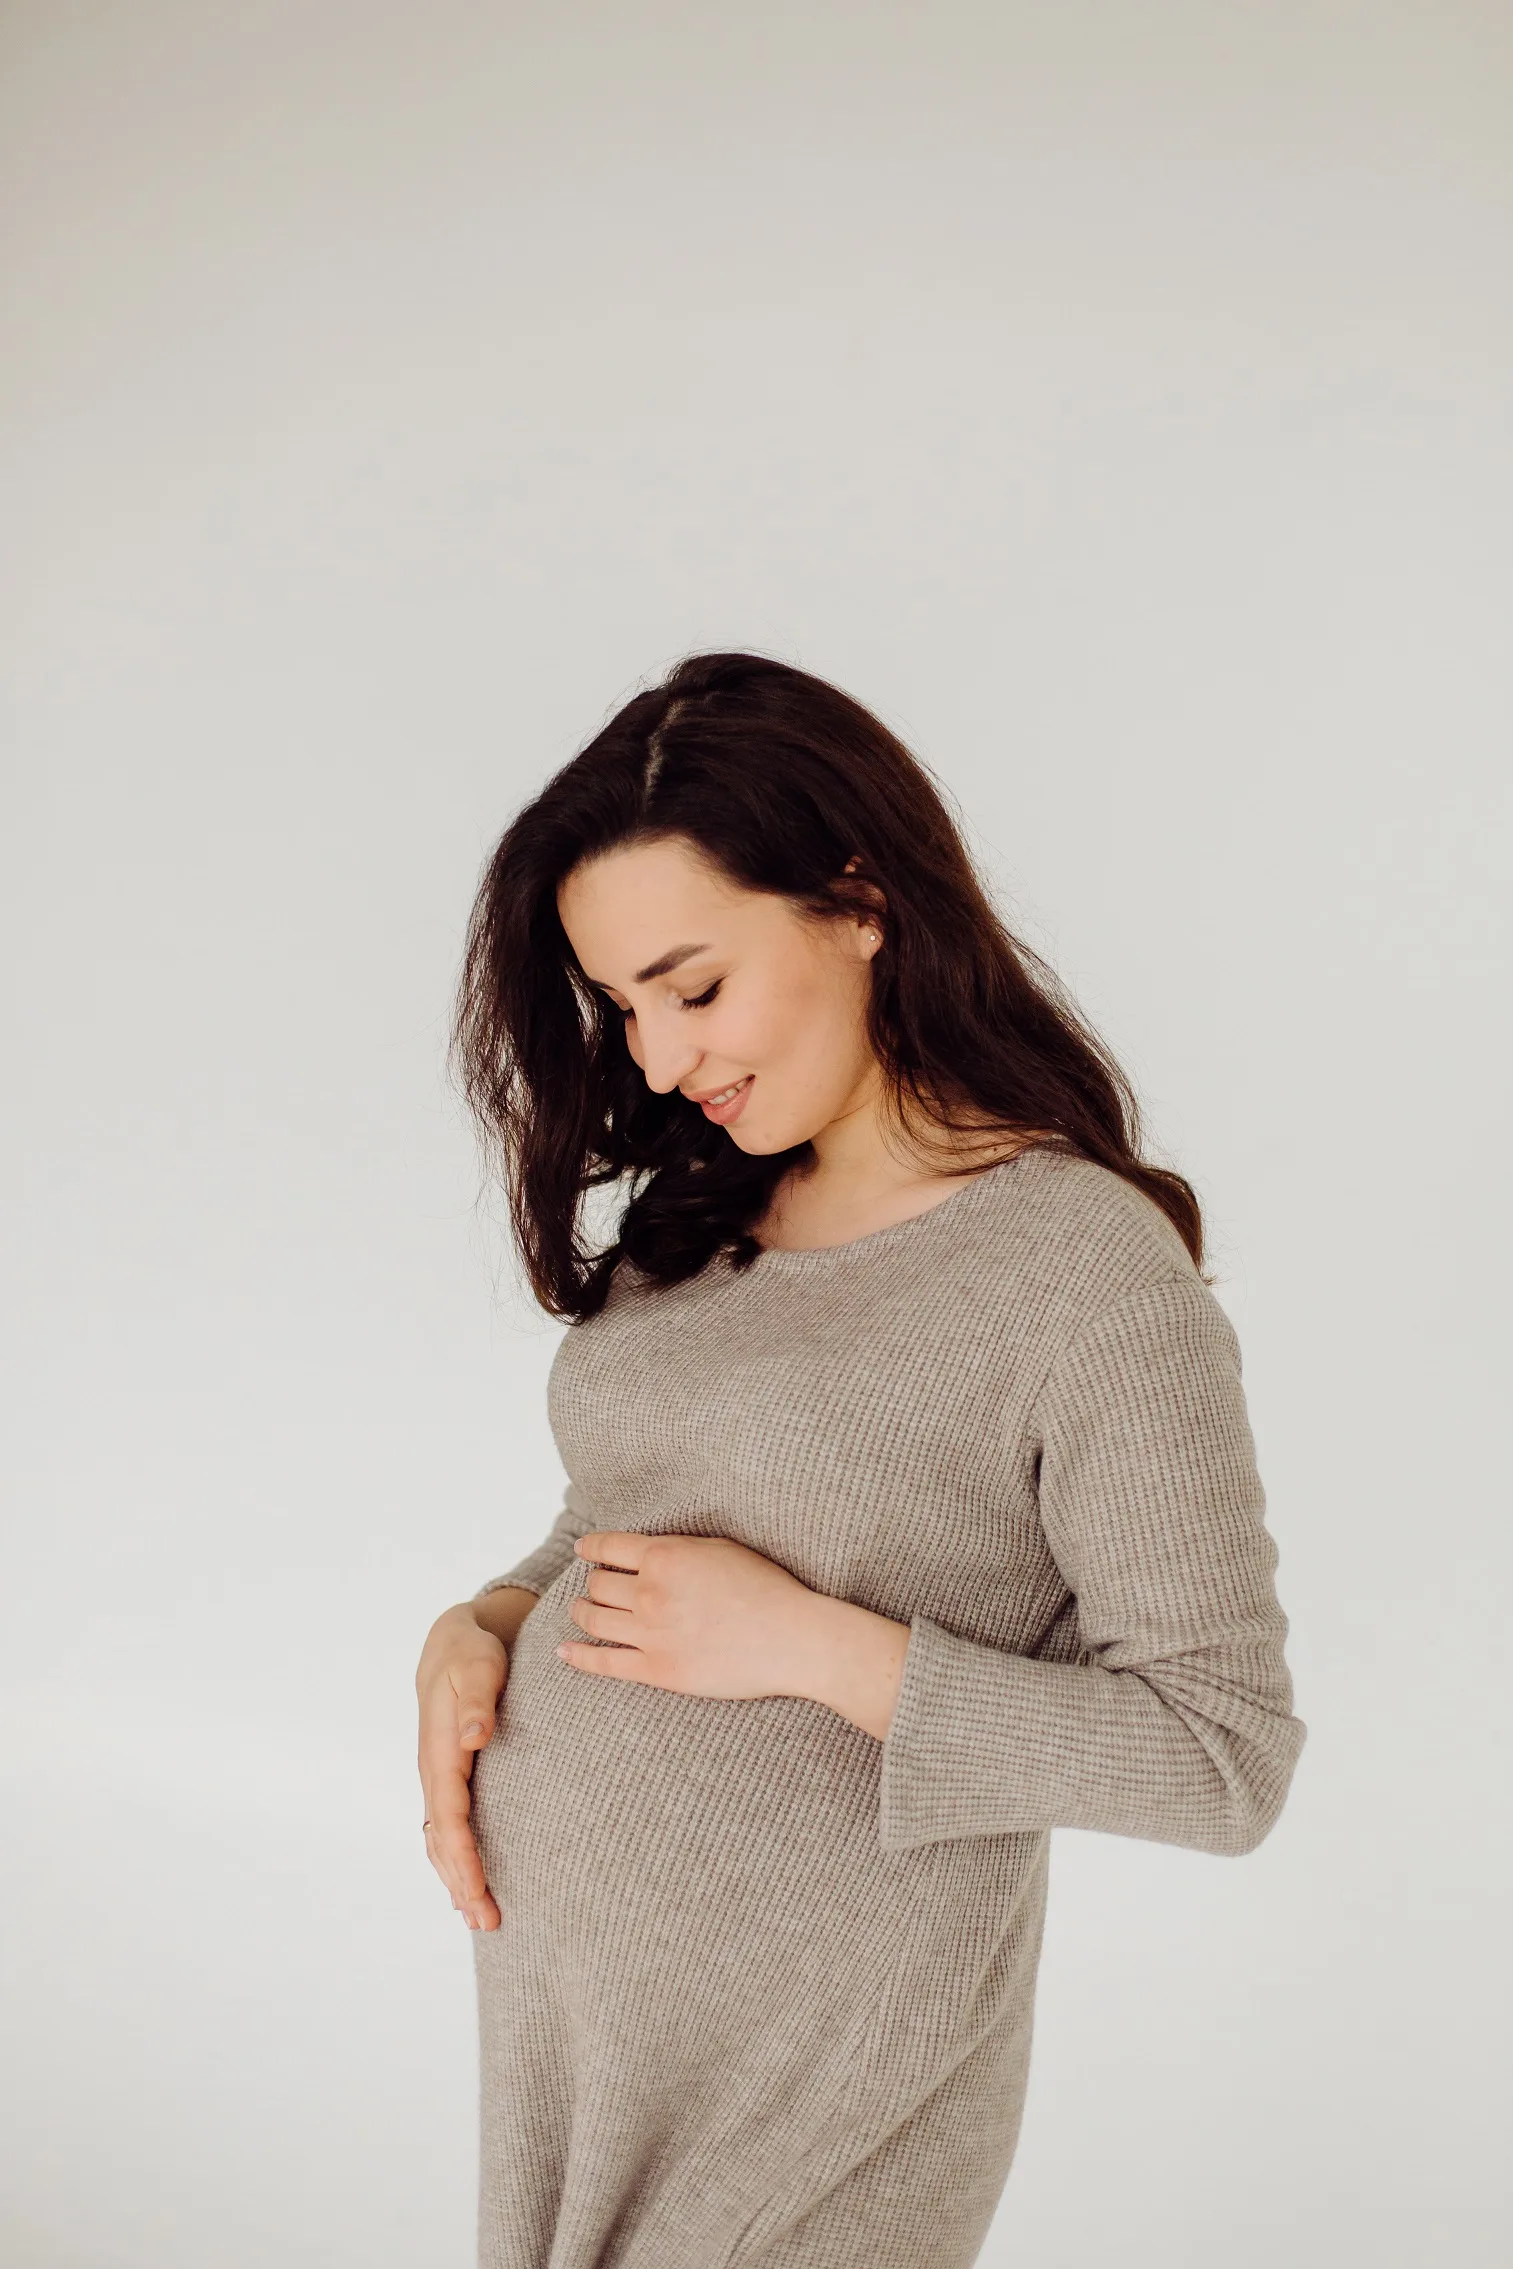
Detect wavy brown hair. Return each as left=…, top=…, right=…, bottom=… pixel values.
left=451, top=651, right=1207, bottom=1321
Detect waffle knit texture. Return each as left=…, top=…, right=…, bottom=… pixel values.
left=468, top=1146, right=1306, bottom=2268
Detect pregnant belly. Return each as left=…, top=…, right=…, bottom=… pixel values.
left=469, top=1566, right=1051, bottom=2239
left=471, top=1570, right=907, bottom=1945
left=469, top=1565, right=949, bottom=2168
left=471, top=1567, right=1045, bottom=2065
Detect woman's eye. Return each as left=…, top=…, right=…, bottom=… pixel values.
left=595, top=980, right=720, bottom=1016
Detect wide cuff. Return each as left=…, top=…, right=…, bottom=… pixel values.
left=877, top=1612, right=1299, bottom=1857
left=878, top=1614, right=1064, bottom=1852
left=880, top=1614, right=1131, bottom=1852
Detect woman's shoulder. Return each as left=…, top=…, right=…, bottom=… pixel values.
left=976, top=1141, right=1206, bottom=1328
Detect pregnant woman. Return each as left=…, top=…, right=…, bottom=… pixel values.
left=415, top=650, right=1307, bottom=2269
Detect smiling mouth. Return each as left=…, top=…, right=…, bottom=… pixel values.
left=696, top=1076, right=752, bottom=1107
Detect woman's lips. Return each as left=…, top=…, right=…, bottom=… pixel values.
left=699, top=1074, right=754, bottom=1125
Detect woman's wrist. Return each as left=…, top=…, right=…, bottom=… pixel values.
left=793, top=1591, right=912, bottom=1741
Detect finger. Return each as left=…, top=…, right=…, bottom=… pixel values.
left=421, top=1670, right=496, bottom=1765
left=569, top=1597, right=634, bottom=1639
left=450, top=1658, right=506, bottom=1749
left=453, top=1691, right=499, bottom=1751
left=584, top=1567, right=637, bottom=1608
left=466, top=1891, right=502, bottom=1933
left=424, top=1819, right=500, bottom=1931
left=556, top=1639, right=645, bottom=1678
left=417, top=1682, right=503, bottom=1931
left=420, top=1811, right=469, bottom=1896
left=424, top=1772, right=491, bottom=1903
left=432, top=1817, right=489, bottom=1906
left=574, top=1532, right=649, bottom=1571
left=423, top=1762, right=478, bottom=1859
left=418, top=1715, right=473, bottom=1800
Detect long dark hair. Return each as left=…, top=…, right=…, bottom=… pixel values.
left=452, top=651, right=1207, bottom=1321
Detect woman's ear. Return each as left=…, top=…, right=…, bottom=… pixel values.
left=840, top=854, right=887, bottom=929
left=851, top=902, right=887, bottom=962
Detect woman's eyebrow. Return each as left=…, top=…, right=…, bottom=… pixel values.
left=632, top=943, right=713, bottom=983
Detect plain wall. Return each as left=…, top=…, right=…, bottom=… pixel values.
left=2, top=3, right=1509, bottom=2263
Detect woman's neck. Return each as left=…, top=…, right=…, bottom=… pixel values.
left=756, top=1103, right=1033, bottom=1253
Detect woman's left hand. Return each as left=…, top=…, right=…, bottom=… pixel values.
left=557, top=1531, right=912, bottom=1738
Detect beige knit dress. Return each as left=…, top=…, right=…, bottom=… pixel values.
left=469, top=1145, right=1306, bottom=2269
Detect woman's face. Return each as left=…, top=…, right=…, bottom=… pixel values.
left=556, top=835, right=882, bottom=1153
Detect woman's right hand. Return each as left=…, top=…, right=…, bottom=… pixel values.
left=416, top=1593, right=534, bottom=1933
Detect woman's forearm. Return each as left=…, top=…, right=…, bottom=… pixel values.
left=470, top=1584, right=541, bottom=1648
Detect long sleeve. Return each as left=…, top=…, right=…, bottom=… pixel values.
left=475, top=1478, right=597, bottom=1601
left=878, top=1273, right=1307, bottom=1858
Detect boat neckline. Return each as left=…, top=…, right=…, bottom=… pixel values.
left=749, top=1144, right=1047, bottom=1270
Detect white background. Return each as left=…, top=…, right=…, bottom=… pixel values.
left=2, top=4, right=1509, bottom=2263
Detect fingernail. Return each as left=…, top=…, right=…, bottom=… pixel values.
left=462, top=1719, right=484, bottom=1740
left=555, top=1645, right=569, bottom=1660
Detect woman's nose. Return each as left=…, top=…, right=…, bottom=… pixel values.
left=629, top=1021, right=701, bottom=1096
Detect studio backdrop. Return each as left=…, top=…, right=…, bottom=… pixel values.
left=2, top=5, right=1508, bottom=2266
